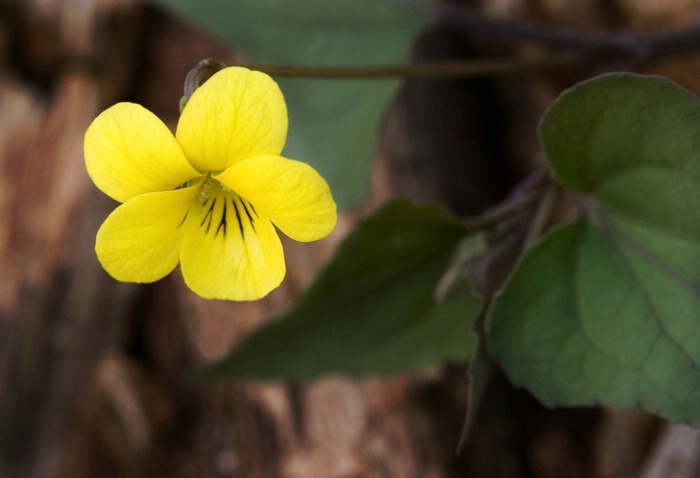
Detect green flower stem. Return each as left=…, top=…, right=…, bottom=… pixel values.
left=462, top=169, right=550, bottom=232
left=456, top=172, right=560, bottom=448
left=523, top=182, right=560, bottom=248
left=240, top=53, right=580, bottom=80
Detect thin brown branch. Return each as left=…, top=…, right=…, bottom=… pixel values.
left=434, top=1, right=700, bottom=62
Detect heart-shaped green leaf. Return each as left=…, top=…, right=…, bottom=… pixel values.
left=543, top=73, right=700, bottom=238
left=198, top=200, right=478, bottom=381
left=488, top=73, right=700, bottom=425
left=150, top=0, right=429, bottom=209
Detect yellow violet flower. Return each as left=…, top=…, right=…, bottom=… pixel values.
left=84, top=67, right=337, bottom=300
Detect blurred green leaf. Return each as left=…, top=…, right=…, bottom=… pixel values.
left=489, top=73, right=700, bottom=425
left=199, top=200, right=478, bottom=381
left=150, top=0, right=429, bottom=209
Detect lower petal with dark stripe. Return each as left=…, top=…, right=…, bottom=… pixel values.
left=180, top=177, right=285, bottom=300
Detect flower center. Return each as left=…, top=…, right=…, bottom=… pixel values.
left=189, top=174, right=260, bottom=241
left=197, top=174, right=232, bottom=204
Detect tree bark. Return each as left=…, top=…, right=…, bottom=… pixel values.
left=1, top=1, right=699, bottom=477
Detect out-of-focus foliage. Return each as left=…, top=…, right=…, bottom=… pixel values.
left=198, top=200, right=478, bottom=380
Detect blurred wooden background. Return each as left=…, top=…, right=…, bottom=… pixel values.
left=1, top=0, right=700, bottom=477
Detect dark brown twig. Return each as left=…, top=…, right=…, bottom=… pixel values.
left=434, top=2, right=700, bottom=62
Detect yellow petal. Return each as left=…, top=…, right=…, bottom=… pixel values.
left=176, top=67, right=288, bottom=172
left=180, top=179, right=285, bottom=300
left=216, top=155, right=337, bottom=242
left=85, top=103, right=202, bottom=203
left=96, top=183, right=200, bottom=283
